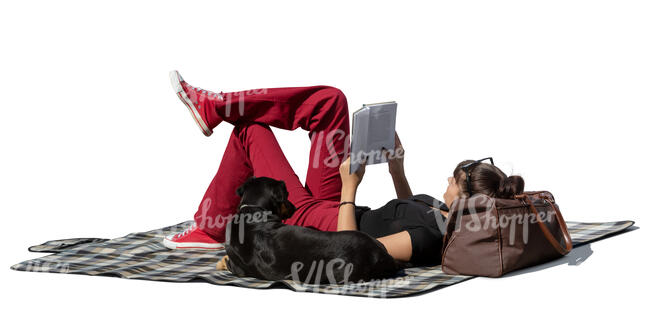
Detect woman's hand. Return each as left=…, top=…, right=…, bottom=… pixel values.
left=337, top=156, right=365, bottom=231
left=384, top=132, right=405, bottom=176
left=384, top=132, right=413, bottom=199
left=339, top=156, right=365, bottom=189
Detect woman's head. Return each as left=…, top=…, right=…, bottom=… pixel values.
left=443, top=159, right=525, bottom=207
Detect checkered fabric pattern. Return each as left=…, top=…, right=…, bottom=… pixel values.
left=10, top=220, right=635, bottom=298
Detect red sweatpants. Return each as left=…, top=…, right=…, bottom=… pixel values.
left=193, top=86, right=350, bottom=242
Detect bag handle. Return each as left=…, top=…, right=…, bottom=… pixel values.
left=515, top=194, right=573, bottom=255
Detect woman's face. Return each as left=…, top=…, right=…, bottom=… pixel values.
left=443, top=176, right=461, bottom=208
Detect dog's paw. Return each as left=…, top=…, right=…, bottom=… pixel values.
left=216, top=255, right=230, bottom=271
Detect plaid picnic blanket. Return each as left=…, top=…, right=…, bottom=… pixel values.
left=10, top=220, right=635, bottom=298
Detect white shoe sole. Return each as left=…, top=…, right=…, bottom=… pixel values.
left=169, top=70, right=213, bottom=137
left=162, top=235, right=225, bottom=250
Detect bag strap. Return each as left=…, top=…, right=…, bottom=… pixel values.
left=515, top=194, right=573, bottom=255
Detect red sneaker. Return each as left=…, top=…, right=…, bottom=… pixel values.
left=169, top=70, right=223, bottom=136
left=162, top=223, right=225, bottom=250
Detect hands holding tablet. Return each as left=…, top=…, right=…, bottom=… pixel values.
left=339, top=155, right=366, bottom=189
left=339, top=131, right=411, bottom=199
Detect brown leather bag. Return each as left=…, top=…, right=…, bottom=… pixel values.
left=441, top=191, right=573, bottom=277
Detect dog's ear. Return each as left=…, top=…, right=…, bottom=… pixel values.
left=236, top=177, right=255, bottom=197
left=280, top=200, right=296, bottom=220
left=271, top=180, right=289, bottom=202
left=273, top=181, right=296, bottom=219
left=236, top=184, right=245, bottom=197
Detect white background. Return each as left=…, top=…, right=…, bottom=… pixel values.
left=1, top=0, right=648, bottom=323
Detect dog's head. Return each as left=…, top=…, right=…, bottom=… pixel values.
left=236, top=177, right=296, bottom=220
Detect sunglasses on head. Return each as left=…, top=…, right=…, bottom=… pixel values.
left=461, top=157, right=494, bottom=197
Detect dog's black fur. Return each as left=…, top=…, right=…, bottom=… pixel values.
left=224, top=176, right=400, bottom=284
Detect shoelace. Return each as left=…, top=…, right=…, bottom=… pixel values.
left=191, top=86, right=224, bottom=100
left=175, top=224, right=197, bottom=239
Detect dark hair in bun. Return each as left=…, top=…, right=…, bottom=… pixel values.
left=453, top=160, right=525, bottom=199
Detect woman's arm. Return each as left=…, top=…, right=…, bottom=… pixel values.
left=337, top=157, right=365, bottom=231
left=377, top=231, right=412, bottom=262
left=385, top=132, right=413, bottom=199
left=338, top=153, right=413, bottom=262
left=337, top=184, right=359, bottom=231
left=390, top=171, right=413, bottom=200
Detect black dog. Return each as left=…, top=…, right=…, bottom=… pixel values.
left=222, top=176, right=399, bottom=285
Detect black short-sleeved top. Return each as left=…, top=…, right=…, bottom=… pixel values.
left=355, top=194, right=449, bottom=266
